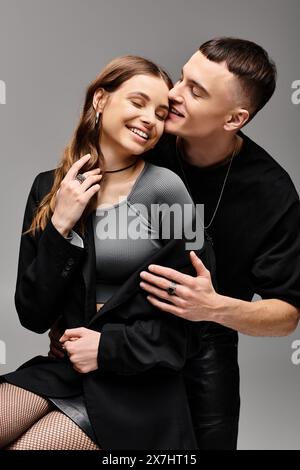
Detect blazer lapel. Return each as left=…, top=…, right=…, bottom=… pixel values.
left=82, top=212, right=97, bottom=323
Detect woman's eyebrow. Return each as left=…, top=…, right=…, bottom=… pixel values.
left=127, top=92, right=169, bottom=111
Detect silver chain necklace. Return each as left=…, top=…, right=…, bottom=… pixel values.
left=175, top=136, right=241, bottom=232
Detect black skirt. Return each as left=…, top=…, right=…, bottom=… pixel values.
left=49, top=394, right=97, bottom=443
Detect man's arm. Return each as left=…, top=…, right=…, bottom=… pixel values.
left=140, top=251, right=300, bottom=337
left=211, top=296, right=300, bottom=337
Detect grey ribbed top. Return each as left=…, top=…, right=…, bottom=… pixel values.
left=93, top=161, right=195, bottom=302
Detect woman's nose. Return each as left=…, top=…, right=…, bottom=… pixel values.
left=141, top=112, right=155, bottom=126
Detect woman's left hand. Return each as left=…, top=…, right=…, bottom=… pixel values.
left=60, top=327, right=101, bottom=373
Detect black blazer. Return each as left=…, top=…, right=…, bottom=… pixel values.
left=4, top=169, right=216, bottom=450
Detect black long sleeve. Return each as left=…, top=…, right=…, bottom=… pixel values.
left=14, top=173, right=86, bottom=333
left=98, top=314, right=191, bottom=375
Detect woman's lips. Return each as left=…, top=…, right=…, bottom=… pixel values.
left=127, top=127, right=149, bottom=143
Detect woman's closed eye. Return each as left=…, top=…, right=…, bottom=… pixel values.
left=131, top=101, right=167, bottom=121
left=156, top=112, right=168, bottom=121
left=131, top=100, right=143, bottom=108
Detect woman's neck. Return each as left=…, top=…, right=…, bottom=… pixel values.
left=100, top=142, right=141, bottom=180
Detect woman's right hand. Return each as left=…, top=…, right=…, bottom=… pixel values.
left=51, top=153, right=102, bottom=236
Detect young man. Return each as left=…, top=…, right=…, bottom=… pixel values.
left=49, top=38, right=300, bottom=449
left=138, top=37, right=300, bottom=449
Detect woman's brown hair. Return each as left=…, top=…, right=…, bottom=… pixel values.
left=24, top=55, right=172, bottom=237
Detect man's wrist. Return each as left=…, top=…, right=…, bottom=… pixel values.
left=211, top=293, right=250, bottom=326
left=207, top=293, right=228, bottom=323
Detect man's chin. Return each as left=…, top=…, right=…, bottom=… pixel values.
left=164, top=119, right=181, bottom=135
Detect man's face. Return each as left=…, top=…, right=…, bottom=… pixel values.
left=165, top=51, right=243, bottom=138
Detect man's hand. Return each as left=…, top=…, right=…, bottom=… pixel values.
left=59, top=327, right=101, bottom=373
left=139, top=251, right=300, bottom=336
left=139, top=250, right=220, bottom=321
left=48, top=317, right=66, bottom=359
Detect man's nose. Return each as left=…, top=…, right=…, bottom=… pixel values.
left=168, top=84, right=183, bottom=102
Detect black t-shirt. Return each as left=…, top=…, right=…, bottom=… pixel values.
left=146, top=132, right=300, bottom=307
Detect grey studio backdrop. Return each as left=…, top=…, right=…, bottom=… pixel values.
left=0, top=0, right=299, bottom=450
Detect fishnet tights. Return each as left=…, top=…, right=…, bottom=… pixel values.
left=0, top=382, right=100, bottom=450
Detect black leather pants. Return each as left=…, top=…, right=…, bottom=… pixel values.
left=183, top=323, right=240, bottom=450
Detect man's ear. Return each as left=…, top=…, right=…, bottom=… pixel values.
left=92, top=88, right=108, bottom=113
left=224, top=108, right=250, bottom=131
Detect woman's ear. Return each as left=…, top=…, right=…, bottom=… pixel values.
left=93, top=88, right=108, bottom=113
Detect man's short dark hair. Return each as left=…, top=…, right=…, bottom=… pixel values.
left=199, top=37, right=277, bottom=120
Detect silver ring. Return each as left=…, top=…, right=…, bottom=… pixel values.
left=167, top=281, right=177, bottom=296
left=75, top=173, right=86, bottom=184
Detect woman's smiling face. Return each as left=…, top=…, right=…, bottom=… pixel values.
left=96, top=74, right=170, bottom=158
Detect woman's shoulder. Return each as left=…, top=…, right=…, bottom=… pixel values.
left=145, top=162, right=187, bottom=190
left=28, top=168, right=56, bottom=200
left=36, top=168, right=56, bottom=181
left=141, top=162, right=193, bottom=207
left=32, top=168, right=56, bottom=185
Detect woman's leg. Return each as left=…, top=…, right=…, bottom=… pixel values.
left=0, top=382, right=53, bottom=448
left=5, top=410, right=100, bottom=450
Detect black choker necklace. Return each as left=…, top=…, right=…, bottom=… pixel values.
left=105, top=160, right=138, bottom=173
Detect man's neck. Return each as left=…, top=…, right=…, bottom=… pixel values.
left=179, top=132, right=242, bottom=168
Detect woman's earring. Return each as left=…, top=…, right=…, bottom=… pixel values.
left=95, top=111, right=100, bottom=126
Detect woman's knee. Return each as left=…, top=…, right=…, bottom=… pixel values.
left=5, top=410, right=100, bottom=450
left=0, top=382, right=52, bottom=448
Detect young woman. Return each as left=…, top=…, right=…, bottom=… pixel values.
left=0, top=56, right=213, bottom=450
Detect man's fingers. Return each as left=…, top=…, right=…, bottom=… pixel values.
left=147, top=264, right=195, bottom=287
left=139, top=272, right=189, bottom=300
left=146, top=295, right=184, bottom=317
left=190, top=251, right=210, bottom=277
left=139, top=281, right=186, bottom=307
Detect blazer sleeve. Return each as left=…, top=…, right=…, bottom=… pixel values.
left=98, top=314, right=190, bottom=375
left=14, top=173, right=86, bottom=334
